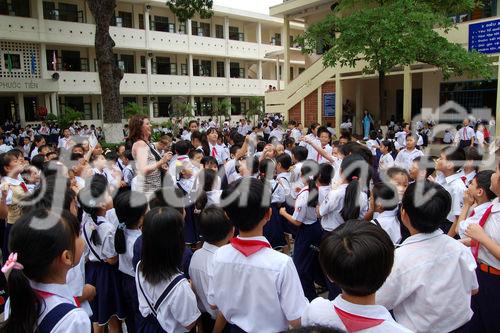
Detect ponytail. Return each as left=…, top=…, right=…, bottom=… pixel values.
left=0, top=270, right=40, bottom=333
left=307, top=178, right=318, bottom=207
left=89, top=212, right=102, bottom=246
left=300, top=160, right=319, bottom=207
left=114, top=224, right=126, bottom=254
left=113, top=191, right=148, bottom=255
left=341, top=178, right=360, bottom=221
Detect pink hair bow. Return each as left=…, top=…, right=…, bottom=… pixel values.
left=1, top=253, right=24, bottom=275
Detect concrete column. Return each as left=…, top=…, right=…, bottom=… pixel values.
left=189, top=54, right=194, bottom=77
left=91, top=95, right=99, bottom=119
left=148, top=97, right=154, bottom=119
left=18, top=93, right=26, bottom=125
left=44, top=94, right=51, bottom=112
left=211, top=17, right=216, bottom=38
left=37, top=0, right=45, bottom=40
left=257, top=22, right=262, bottom=44
left=190, top=96, right=196, bottom=116
left=355, top=80, right=363, bottom=135
left=212, top=59, right=217, bottom=78
left=225, top=58, right=230, bottom=78
left=50, top=93, right=58, bottom=115
left=300, top=98, right=305, bottom=126
left=403, top=66, right=412, bottom=123
left=282, top=16, right=290, bottom=87
left=40, top=43, right=47, bottom=79
left=335, top=74, right=342, bottom=137
left=276, top=56, right=280, bottom=90
left=187, top=19, right=192, bottom=36
left=258, top=60, right=263, bottom=80
left=317, top=85, right=322, bottom=124
left=144, top=6, right=151, bottom=49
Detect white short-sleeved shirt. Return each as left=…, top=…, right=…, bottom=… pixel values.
left=83, top=217, right=117, bottom=262
left=458, top=201, right=491, bottom=239
left=478, top=198, right=500, bottom=269
left=319, top=183, right=369, bottom=232
left=291, top=128, right=302, bottom=142
left=269, top=128, right=284, bottom=142
left=379, top=153, right=395, bottom=172
left=318, top=185, right=331, bottom=207
left=457, top=170, right=476, bottom=188
left=189, top=242, right=219, bottom=318
left=5, top=281, right=91, bottom=333
left=366, top=139, right=380, bottom=156
left=303, top=296, right=412, bottom=333
left=441, top=172, right=467, bottom=222
left=207, top=236, right=308, bottom=333
left=316, top=144, right=333, bottom=164
left=394, top=148, right=424, bottom=171
left=458, top=126, right=475, bottom=141
left=136, top=268, right=200, bottom=333
left=66, top=254, right=93, bottom=316
left=376, top=230, right=478, bottom=333
left=206, top=190, right=222, bottom=207
left=119, top=228, right=142, bottom=277
left=372, top=209, right=401, bottom=244
left=300, top=135, right=321, bottom=161
left=293, top=187, right=318, bottom=225
left=208, top=143, right=229, bottom=166
left=274, top=172, right=292, bottom=205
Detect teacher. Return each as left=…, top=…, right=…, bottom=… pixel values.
left=362, top=109, right=374, bottom=140
left=130, top=115, right=171, bottom=197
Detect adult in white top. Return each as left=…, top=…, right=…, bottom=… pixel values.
left=457, top=119, right=475, bottom=147
left=208, top=236, right=308, bottom=333
left=303, top=295, right=412, bottom=333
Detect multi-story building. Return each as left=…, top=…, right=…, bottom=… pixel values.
left=266, top=0, right=500, bottom=136
left=0, top=0, right=305, bottom=126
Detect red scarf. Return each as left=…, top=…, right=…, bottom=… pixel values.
left=230, top=237, right=271, bottom=257
left=36, top=290, right=81, bottom=308
left=334, top=306, right=384, bottom=332
left=471, top=204, right=494, bottom=259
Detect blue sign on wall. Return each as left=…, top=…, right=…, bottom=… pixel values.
left=323, top=93, right=336, bottom=117
left=469, top=19, right=500, bottom=54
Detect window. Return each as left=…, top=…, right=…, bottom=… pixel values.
left=140, top=56, right=146, bottom=74
left=200, top=22, right=211, bottom=37
left=153, top=16, right=169, bottom=32
left=180, top=63, right=188, bottom=76
left=231, top=97, right=242, bottom=115
left=24, top=97, right=38, bottom=122
left=46, top=50, right=58, bottom=70
left=193, top=59, right=200, bottom=76
left=43, top=1, right=55, bottom=20
left=157, top=97, right=172, bottom=117
left=118, top=11, right=133, bottom=28
left=139, top=14, right=144, bottom=29
left=201, top=60, right=211, bottom=77
left=191, top=20, right=199, bottom=35
left=230, top=62, right=242, bottom=78
left=290, top=66, right=294, bottom=80
left=3, top=53, right=21, bottom=70
left=122, top=96, right=137, bottom=118
left=61, top=50, right=81, bottom=71
left=179, top=22, right=187, bottom=34
left=6, top=0, right=30, bottom=17
left=0, top=0, right=8, bottom=15
left=272, top=33, right=281, bottom=46
left=229, top=26, right=243, bottom=41
left=65, top=96, right=84, bottom=114
left=299, top=67, right=305, bottom=75
left=155, top=57, right=171, bottom=75
left=216, top=25, right=224, bottom=38
left=120, top=54, right=135, bottom=73
left=194, top=97, right=213, bottom=116
left=59, top=3, right=78, bottom=22
left=216, top=61, right=225, bottom=77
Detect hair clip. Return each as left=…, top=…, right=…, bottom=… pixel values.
left=352, top=176, right=359, bottom=180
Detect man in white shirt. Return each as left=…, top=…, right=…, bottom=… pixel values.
left=377, top=181, right=478, bottom=333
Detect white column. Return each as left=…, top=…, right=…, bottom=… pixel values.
left=37, top=0, right=45, bottom=40
left=276, top=56, right=280, bottom=90
left=188, top=54, right=194, bottom=77
left=282, top=16, right=290, bottom=87
left=300, top=99, right=305, bottom=126
left=187, top=19, right=192, bottom=36
left=148, top=97, right=154, bottom=119
left=144, top=6, right=151, bottom=49
left=190, top=96, right=196, bottom=117
left=355, top=80, right=363, bottom=135
left=403, top=66, right=412, bottom=123
left=91, top=96, right=99, bottom=119
left=18, top=93, right=26, bottom=125
left=257, top=22, right=262, bottom=44
left=212, top=58, right=217, bottom=78
left=258, top=60, right=263, bottom=80
left=40, top=43, right=48, bottom=79
left=335, top=74, right=343, bottom=137
left=211, top=17, right=216, bottom=38
left=225, top=58, right=230, bottom=78
left=224, top=17, right=229, bottom=40
left=317, top=85, right=322, bottom=124
left=44, top=94, right=51, bottom=112
left=50, top=93, right=58, bottom=115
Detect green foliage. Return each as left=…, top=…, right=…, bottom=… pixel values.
left=213, top=98, right=233, bottom=125
left=297, top=0, right=494, bottom=113
left=100, top=142, right=125, bottom=150
left=124, top=102, right=148, bottom=118
left=244, top=96, right=265, bottom=123
left=166, top=0, right=213, bottom=22
left=45, top=113, right=58, bottom=122
left=172, top=102, right=194, bottom=120
left=58, top=107, right=82, bottom=129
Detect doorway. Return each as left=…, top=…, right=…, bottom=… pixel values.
left=0, top=96, right=16, bottom=122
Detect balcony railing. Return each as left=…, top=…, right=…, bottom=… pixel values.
left=49, top=57, right=91, bottom=72
left=229, top=32, right=245, bottom=41
left=43, top=9, right=85, bottom=23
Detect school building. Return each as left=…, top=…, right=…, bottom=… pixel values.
left=0, top=0, right=305, bottom=126
left=265, top=0, right=500, bottom=136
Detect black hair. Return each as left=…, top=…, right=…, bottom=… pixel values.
left=114, top=191, right=148, bottom=254
left=221, top=178, right=270, bottom=232
left=21, top=176, right=76, bottom=215
left=258, top=158, right=276, bottom=185
left=78, top=174, right=108, bottom=246
left=340, top=154, right=369, bottom=221
left=124, top=149, right=134, bottom=161
left=231, top=133, right=245, bottom=146
left=319, top=220, right=394, bottom=297
left=474, top=170, right=496, bottom=201
left=229, top=144, right=241, bottom=157
left=301, top=161, right=319, bottom=207
left=0, top=151, right=19, bottom=177
left=292, top=146, right=308, bottom=162
left=412, top=156, right=436, bottom=179
left=441, top=146, right=465, bottom=172
left=342, top=142, right=373, bottom=165
left=188, top=120, right=198, bottom=127
left=188, top=149, right=203, bottom=160
left=198, top=206, right=233, bottom=244
left=386, top=167, right=410, bottom=181
left=464, top=146, right=482, bottom=171
left=148, top=187, right=185, bottom=215
left=139, top=207, right=184, bottom=284
left=191, top=130, right=203, bottom=143
left=105, top=150, right=119, bottom=162
left=308, top=122, right=320, bottom=135
left=0, top=209, right=79, bottom=333
left=372, top=182, right=399, bottom=211
left=175, top=140, right=191, bottom=156
left=28, top=135, right=45, bottom=157
left=256, top=141, right=266, bottom=152
left=30, top=155, right=46, bottom=171
left=317, top=126, right=332, bottom=139
left=369, top=130, right=378, bottom=140
left=276, top=153, right=292, bottom=170
left=318, top=163, right=334, bottom=186
left=380, top=140, right=394, bottom=153
left=402, top=181, right=451, bottom=233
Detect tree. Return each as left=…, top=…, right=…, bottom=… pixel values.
left=297, top=0, right=493, bottom=117
left=86, top=0, right=213, bottom=142
left=172, top=101, right=194, bottom=129
left=124, top=102, right=149, bottom=118
left=59, top=106, right=83, bottom=129
left=213, top=98, right=233, bottom=126
left=244, top=96, right=265, bottom=124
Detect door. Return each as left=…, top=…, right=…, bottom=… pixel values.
left=61, top=50, right=81, bottom=71
left=156, top=57, right=171, bottom=75
left=396, top=89, right=423, bottom=122
left=0, top=97, right=16, bottom=122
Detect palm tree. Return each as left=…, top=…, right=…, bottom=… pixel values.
left=244, top=96, right=264, bottom=125
left=124, top=102, right=148, bottom=118
left=213, top=98, right=233, bottom=126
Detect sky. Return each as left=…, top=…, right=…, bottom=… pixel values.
left=214, top=0, right=283, bottom=15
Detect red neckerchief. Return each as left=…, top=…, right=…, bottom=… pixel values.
left=460, top=176, right=467, bottom=185
left=35, top=289, right=81, bottom=308
left=230, top=237, right=271, bottom=257
left=334, top=306, right=384, bottom=333
left=471, top=204, right=494, bottom=259
left=20, top=182, right=28, bottom=193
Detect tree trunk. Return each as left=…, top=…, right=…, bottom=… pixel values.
left=378, top=70, right=386, bottom=124
left=87, top=0, right=124, bottom=143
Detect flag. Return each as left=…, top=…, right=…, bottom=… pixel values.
left=52, top=50, right=57, bottom=71
left=6, top=54, right=13, bottom=73
left=30, top=54, right=36, bottom=75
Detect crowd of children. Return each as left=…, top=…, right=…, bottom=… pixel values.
left=0, top=115, right=498, bottom=333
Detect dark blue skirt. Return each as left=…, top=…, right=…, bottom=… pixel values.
left=85, top=261, right=126, bottom=325
left=293, top=221, right=323, bottom=301
left=184, top=205, right=199, bottom=245
left=263, top=203, right=287, bottom=249
left=137, top=313, right=165, bottom=333
left=281, top=203, right=298, bottom=238
left=120, top=272, right=141, bottom=333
